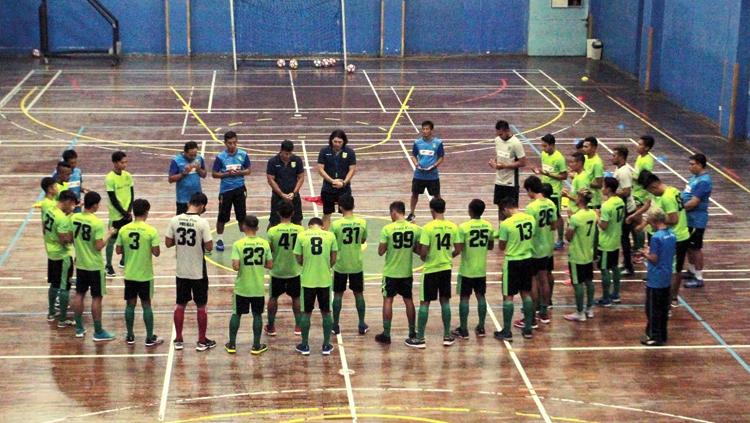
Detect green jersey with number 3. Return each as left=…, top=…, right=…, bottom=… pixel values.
left=526, top=198, right=557, bottom=258
left=293, top=227, right=338, bottom=288
left=331, top=215, right=368, bottom=274
left=568, top=209, right=597, bottom=264
left=497, top=212, right=535, bottom=261
left=380, top=220, right=421, bottom=278
left=456, top=219, right=494, bottom=278
left=267, top=222, right=304, bottom=278
left=117, top=221, right=159, bottom=282
left=71, top=212, right=106, bottom=271
left=598, top=196, right=625, bottom=252
left=419, top=219, right=458, bottom=274
left=231, top=236, right=272, bottom=297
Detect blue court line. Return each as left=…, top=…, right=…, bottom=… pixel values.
left=0, top=127, right=85, bottom=268
left=510, top=124, right=571, bottom=189
left=678, top=296, right=750, bottom=374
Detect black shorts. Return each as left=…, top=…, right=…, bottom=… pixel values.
left=675, top=239, right=689, bottom=273
left=321, top=189, right=349, bottom=215
left=569, top=262, right=594, bottom=285
left=457, top=275, right=486, bottom=297
left=530, top=256, right=554, bottom=273
left=176, top=277, right=208, bottom=306
left=76, top=269, right=105, bottom=297
left=502, top=259, right=533, bottom=296
left=550, top=195, right=562, bottom=219
left=176, top=202, right=188, bottom=215
left=493, top=185, right=519, bottom=206
left=688, top=227, right=705, bottom=250
left=124, top=280, right=153, bottom=302
left=217, top=186, right=247, bottom=224
left=110, top=215, right=132, bottom=230
left=48, top=257, right=74, bottom=290
left=411, top=178, right=440, bottom=196
left=301, top=286, right=331, bottom=313
left=597, top=249, right=620, bottom=270
left=421, top=269, right=452, bottom=301
left=234, top=294, right=264, bottom=315
left=269, top=194, right=303, bottom=226
left=382, top=276, right=413, bottom=298
left=270, top=276, right=301, bottom=298
left=333, top=271, right=364, bottom=293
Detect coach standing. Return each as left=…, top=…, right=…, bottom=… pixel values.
left=212, top=131, right=251, bottom=252
left=267, top=139, right=304, bottom=229
left=318, top=129, right=356, bottom=230
left=169, top=141, right=206, bottom=215
left=489, top=120, right=526, bottom=219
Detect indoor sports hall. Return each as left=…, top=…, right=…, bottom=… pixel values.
left=1, top=1, right=749, bottom=422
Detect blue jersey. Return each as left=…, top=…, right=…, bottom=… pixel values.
left=412, top=137, right=444, bottom=181
left=682, top=172, right=712, bottom=229
left=169, top=153, right=205, bottom=203
left=51, top=167, right=83, bottom=200
left=212, top=149, right=251, bottom=193
left=646, top=228, right=676, bottom=289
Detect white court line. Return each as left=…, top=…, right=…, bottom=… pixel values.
left=513, top=70, right=559, bottom=111
left=158, top=324, right=177, bottom=421
left=551, top=344, right=750, bottom=352
left=537, top=69, right=595, bottom=113
left=26, top=70, right=61, bottom=111
left=288, top=70, right=300, bottom=116
left=207, top=70, right=216, bottom=113
left=390, top=87, right=420, bottom=134
left=0, top=70, right=34, bottom=109
left=0, top=353, right=168, bottom=359
left=362, top=70, right=386, bottom=113
left=180, top=86, right=194, bottom=135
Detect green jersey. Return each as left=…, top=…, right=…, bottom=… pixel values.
left=568, top=209, right=597, bottom=264
left=633, top=154, right=655, bottom=202
left=419, top=219, right=458, bottom=274
left=105, top=170, right=133, bottom=221
left=42, top=206, right=72, bottom=260
left=569, top=170, right=591, bottom=213
left=293, top=227, right=338, bottom=288
left=70, top=212, right=106, bottom=271
left=380, top=220, right=421, bottom=278
left=53, top=181, right=69, bottom=200
left=331, top=215, right=368, bottom=274
left=598, top=196, right=625, bottom=252
left=497, top=212, right=535, bottom=261
left=231, top=236, right=272, bottom=297
left=584, top=154, right=604, bottom=207
left=541, top=150, right=567, bottom=195
left=117, top=220, right=159, bottom=282
left=37, top=197, right=56, bottom=214
left=267, top=222, right=304, bottom=278
left=456, top=219, right=494, bottom=278
left=652, top=186, right=690, bottom=241
left=526, top=198, right=557, bottom=258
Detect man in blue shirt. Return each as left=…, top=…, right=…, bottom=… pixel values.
left=682, top=153, right=712, bottom=288
left=407, top=120, right=444, bottom=222
left=169, top=141, right=206, bottom=215
left=641, top=208, right=676, bottom=346
left=317, top=129, right=357, bottom=229
left=51, top=150, right=85, bottom=212
left=212, top=131, right=251, bottom=251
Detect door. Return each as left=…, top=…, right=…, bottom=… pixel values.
left=528, top=0, right=589, bottom=56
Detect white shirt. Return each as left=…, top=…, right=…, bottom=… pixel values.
left=614, top=165, right=637, bottom=213
left=167, top=213, right=212, bottom=280
left=494, top=135, right=526, bottom=186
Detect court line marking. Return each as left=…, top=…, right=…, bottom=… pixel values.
left=537, top=69, right=595, bottom=113
left=207, top=70, right=216, bottom=113
left=0, top=353, right=167, bottom=359
left=513, top=70, right=558, bottom=111
left=180, top=86, right=194, bottom=135
left=551, top=344, right=750, bottom=351
left=390, top=87, right=420, bottom=134
left=26, top=70, right=61, bottom=111
left=0, top=69, right=34, bottom=109
left=158, top=324, right=178, bottom=421
left=288, top=70, right=300, bottom=115
left=362, top=69, right=386, bottom=112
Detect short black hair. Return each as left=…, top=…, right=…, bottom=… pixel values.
left=541, top=133, right=555, bottom=145
left=603, top=176, right=619, bottom=192
left=497, top=196, right=518, bottom=210
left=111, top=151, right=127, bottom=163
left=309, top=217, right=324, bottom=227
left=329, top=129, right=348, bottom=147
left=83, top=191, right=101, bottom=209
left=277, top=201, right=294, bottom=219
left=429, top=197, right=446, bottom=213
left=189, top=192, right=208, bottom=206
left=224, top=131, right=237, bottom=142
left=495, top=120, right=510, bottom=131
left=541, top=183, right=553, bottom=199
left=132, top=198, right=150, bottom=217
left=242, top=215, right=259, bottom=230
left=61, top=149, right=78, bottom=162
left=421, top=120, right=434, bottom=130
left=577, top=189, right=593, bottom=206
left=468, top=199, right=485, bottom=218
left=637, top=169, right=660, bottom=189
left=690, top=153, right=707, bottom=168
left=338, top=193, right=354, bottom=211
left=41, top=176, right=56, bottom=193
left=184, top=141, right=198, bottom=152
left=56, top=161, right=71, bottom=170
left=639, top=135, right=655, bottom=149
left=58, top=190, right=78, bottom=203
left=523, top=175, right=543, bottom=194
left=575, top=139, right=585, bottom=150
left=571, top=152, right=586, bottom=164
left=583, top=136, right=598, bottom=147
left=280, top=139, right=294, bottom=152
left=389, top=201, right=406, bottom=215
left=614, top=146, right=629, bottom=160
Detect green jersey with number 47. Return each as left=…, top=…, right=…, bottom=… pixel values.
left=419, top=219, right=458, bottom=274
left=267, top=222, right=304, bottom=278
left=380, top=220, right=421, bottom=278
left=497, top=212, right=535, bottom=261
left=456, top=219, right=494, bottom=278
left=598, top=196, right=625, bottom=252
left=293, top=227, right=338, bottom=288
left=71, top=212, right=106, bottom=271
left=117, top=221, right=159, bottom=282
left=568, top=209, right=597, bottom=264
left=331, top=215, right=368, bottom=274
left=231, top=236, right=272, bottom=297
left=526, top=198, right=557, bottom=258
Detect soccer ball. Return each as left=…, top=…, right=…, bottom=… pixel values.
left=32, top=48, right=41, bottom=58
left=346, top=64, right=356, bottom=73
left=276, top=59, right=286, bottom=68
left=322, top=58, right=330, bottom=67
left=289, top=59, right=298, bottom=69
left=314, top=59, right=322, bottom=68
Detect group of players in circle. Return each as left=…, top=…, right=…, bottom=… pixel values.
left=37, top=120, right=712, bottom=354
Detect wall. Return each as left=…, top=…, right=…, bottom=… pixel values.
left=527, top=0, right=588, bottom=56
left=590, top=0, right=642, bottom=74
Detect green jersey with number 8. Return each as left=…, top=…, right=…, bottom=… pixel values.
left=293, top=227, right=338, bottom=288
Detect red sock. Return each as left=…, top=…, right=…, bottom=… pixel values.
left=173, top=304, right=185, bottom=341
left=197, top=307, right=208, bottom=343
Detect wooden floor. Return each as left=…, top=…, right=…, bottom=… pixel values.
left=0, top=56, right=749, bottom=423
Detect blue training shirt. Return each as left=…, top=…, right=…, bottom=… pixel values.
left=51, top=167, right=83, bottom=200
left=212, top=149, right=251, bottom=193
left=647, top=228, right=676, bottom=289
left=412, top=137, right=444, bottom=181
left=169, top=153, right=205, bottom=204
left=682, top=172, right=712, bottom=229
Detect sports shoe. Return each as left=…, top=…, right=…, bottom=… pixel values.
left=596, top=298, right=612, bottom=307
left=225, top=342, right=236, bottom=354
left=442, top=335, right=456, bottom=346
left=118, top=258, right=125, bottom=269
left=513, top=318, right=539, bottom=329
left=57, top=318, right=75, bottom=328
left=451, top=327, right=469, bottom=340
left=409, top=330, right=417, bottom=339
left=585, top=307, right=595, bottom=319
left=75, top=327, right=87, bottom=338
left=173, top=340, right=184, bottom=350
left=126, top=334, right=135, bottom=345
left=522, top=329, right=533, bottom=339
left=321, top=344, right=334, bottom=355
left=404, top=337, right=426, bottom=349
left=682, top=270, right=696, bottom=280
left=610, top=295, right=621, bottom=304
left=684, top=279, right=704, bottom=288
left=554, top=240, right=565, bottom=250
left=251, top=344, right=268, bottom=355
left=215, top=240, right=225, bottom=252
left=671, top=299, right=679, bottom=308
left=47, top=314, right=57, bottom=322
left=294, top=326, right=302, bottom=336
left=620, top=267, right=635, bottom=277
left=295, top=343, right=310, bottom=356
left=105, top=266, right=116, bottom=278
left=493, top=329, right=512, bottom=342
left=563, top=311, right=586, bottom=322
left=196, top=338, right=216, bottom=351
left=332, top=324, right=341, bottom=335
left=145, top=335, right=164, bottom=347
left=640, top=334, right=663, bottom=346
left=358, top=323, right=369, bottom=335
left=406, top=213, right=416, bottom=223
left=93, top=330, right=115, bottom=342
left=475, top=325, right=486, bottom=337
left=264, top=325, right=277, bottom=336
left=538, top=313, right=551, bottom=324
left=375, top=333, right=391, bottom=344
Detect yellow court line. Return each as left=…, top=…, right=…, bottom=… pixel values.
left=354, top=86, right=416, bottom=152
left=516, top=412, right=597, bottom=423
left=281, top=414, right=448, bottom=423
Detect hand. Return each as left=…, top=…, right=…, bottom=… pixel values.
left=639, top=247, right=649, bottom=256
left=532, top=167, right=541, bottom=175
left=561, top=189, right=569, bottom=198
left=284, top=193, right=294, bottom=201
left=108, top=227, right=117, bottom=236
left=488, top=159, right=498, bottom=169
left=332, top=179, right=344, bottom=189
left=625, top=215, right=633, bottom=224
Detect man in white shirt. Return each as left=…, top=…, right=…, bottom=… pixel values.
left=488, top=120, right=527, bottom=220
left=612, top=146, right=637, bottom=276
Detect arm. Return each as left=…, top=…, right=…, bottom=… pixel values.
left=267, top=174, right=287, bottom=197
left=665, top=211, right=678, bottom=226
left=58, top=232, right=73, bottom=244
left=127, top=187, right=134, bottom=213
left=330, top=251, right=337, bottom=267
left=565, top=227, right=575, bottom=243
left=212, top=157, right=228, bottom=179
left=590, top=176, right=603, bottom=189
left=497, top=240, right=507, bottom=251
left=378, top=242, right=387, bottom=256
left=107, top=191, right=129, bottom=217
left=684, top=196, right=700, bottom=211
left=626, top=198, right=651, bottom=223
left=116, top=245, right=123, bottom=255
left=95, top=228, right=116, bottom=251
left=203, top=240, right=213, bottom=252
left=151, top=246, right=160, bottom=257
left=295, top=254, right=303, bottom=266
left=419, top=244, right=428, bottom=262
left=264, top=258, right=274, bottom=270
left=294, top=170, right=305, bottom=196
left=429, top=156, right=445, bottom=171
left=452, top=242, right=464, bottom=258
left=487, top=239, right=495, bottom=251
left=232, top=259, right=241, bottom=271
left=343, top=165, right=357, bottom=186
left=317, top=163, right=336, bottom=185
left=197, top=157, right=207, bottom=178
left=617, top=186, right=631, bottom=199
left=165, top=237, right=175, bottom=248
left=599, top=219, right=609, bottom=230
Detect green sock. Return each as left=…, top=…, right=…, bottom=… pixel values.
left=477, top=297, right=487, bottom=327
left=440, top=302, right=451, bottom=337
left=612, top=267, right=621, bottom=297
left=322, top=313, right=333, bottom=346
left=47, top=287, right=58, bottom=316
left=125, top=305, right=135, bottom=337
left=94, top=320, right=103, bottom=333
left=585, top=280, right=595, bottom=308
left=459, top=299, right=469, bottom=331
left=540, top=302, right=548, bottom=316
left=300, top=314, right=311, bottom=346
left=294, top=312, right=301, bottom=328
left=143, top=306, right=154, bottom=339
left=332, top=296, right=342, bottom=326
left=105, top=237, right=115, bottom=267
left=57, top=289, right=70, bottom=320
left=573, top=284, right=584, bottom=312
left=417, top=305, right=429, bottom=339
left=502, top=301, right=513, bottom=332
left=355, top=295, right=366, bottom=326
left=252, top=313, right=262, bottom=348
left=74, top=313, right=84, bottom=330
left=383, top=319, right=392, bottom=337
left=522, top=297, right=534, bottom=331
left=601, top=269, right=611, bottom=300
left=229, top=314, right=241, bottom=345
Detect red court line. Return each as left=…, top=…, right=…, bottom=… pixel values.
left=449, top=79, right=507, bottom=105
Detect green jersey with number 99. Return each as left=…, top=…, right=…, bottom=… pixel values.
left=380, top=220, right=422, bottom=278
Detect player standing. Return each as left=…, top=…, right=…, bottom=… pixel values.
left=105, top=151, right=134, bottom=277
left=534, top=134, right=567, bottom=249
left=563, top=191, right=598, bottom=322
left=489, top=120, right=527, bottom=219
left=42, top=190, right=77, bottom=327
left=407, top=120, right=444, bottom=222
left=596, top=177, right=626, bottom=306
left=682, top=154, right=712, bottom=288
left=212, top=131, right=251, bottom=252
left=317, top=129, right=357, bottom=230
left=168, top=141, right=206, bottom=215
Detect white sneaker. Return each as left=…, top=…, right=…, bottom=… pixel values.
left=585, top=307, right=594, bottom=319
left=563, top=312, right=586, bottom=322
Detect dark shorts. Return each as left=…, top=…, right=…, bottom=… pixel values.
left=675, top=239, right=689, bottom=273
left=457, top=275, right=486, bottom=297
left=176, top=202, right=188, bottom=215
left=270, top=275, right=301, bottom=298
left=688, top=227, right=705, bottom=250
left=234, top=294, right=264, bottom=315
left=301, top=286, right=331, bottom=313
left=110, top=215, right=132, bottom=231
left=597, top=249, right=620, bottom=270
left=76, top=268, right=105, bottom=297
left=124, top=280, right=153, bottom=302
left=411, top=178, right=440, bottom=196
left=321, top=189, right=350, bottom=215
left=217, top=186, right=247, bottom=224
left=550, top=195, right=562, bottom=218
left=176, top=277, right=208, bottom=306
left=382, top=276, right=413, bottom=298
left=502, top=259, right=533, bottom=296
left=421, top=269, right=452, bottom=301
left=333, top=271, right=364, bottom=293
left=48, top=257, right=74, bottom=290
left=269, top=194, right=303, bottom=226
left=569, top=262, right=594, bottom=285
left=494, top=185, right=519, bottom=206
left=531, top=256, right=554, bottom=273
